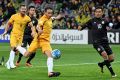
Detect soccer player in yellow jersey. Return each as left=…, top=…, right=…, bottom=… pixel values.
left=2, top=4, right=34, bottom=69
left=16, top=7, right=61, bottom=77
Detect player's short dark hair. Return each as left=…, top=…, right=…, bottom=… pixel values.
left=95, top=6, right=103, bottom=12
left=44, top=6, right=53, bottom=12
left=19, top=4, right=26, bottom=8
left=28, top=6, right=35, bottom=10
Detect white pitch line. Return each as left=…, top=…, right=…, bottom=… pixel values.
left=20, top=61, right=120, bottom=69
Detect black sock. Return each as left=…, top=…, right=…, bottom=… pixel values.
left=100, top=61, right=106, bottom=66
left=100, top=59, right=114, bottom=66
left=26, top=52, right=36, bottom=63
left=104, top=60, right=115, bottom=75
left=17, top=53, right=23, bottom=63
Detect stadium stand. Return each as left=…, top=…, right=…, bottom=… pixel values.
left=0, top=0, right=120, bottom=29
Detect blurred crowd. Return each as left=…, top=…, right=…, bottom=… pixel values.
left=0, top=0, right=120, bottom=29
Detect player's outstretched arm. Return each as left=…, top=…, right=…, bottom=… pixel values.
left=51, top=14, right=63, bottom=20
left=78, top=24, right=88, bottom=31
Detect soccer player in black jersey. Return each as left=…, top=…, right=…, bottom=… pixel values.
left=78, top=6, right=117, bottom=77
left=16, top=6, right=38, bottom=67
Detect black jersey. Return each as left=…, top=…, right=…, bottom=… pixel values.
left=81, top=17, right=110, bottom=44
left=24, top=16, right=38, bottom=37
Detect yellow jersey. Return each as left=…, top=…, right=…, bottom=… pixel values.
left=38, top=15, right=52, bottom=42
left=8, top=13, right=31, bottom=36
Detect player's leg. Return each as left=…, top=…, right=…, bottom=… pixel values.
left=5, top=34, right=17, bottom=69
left=98, top=47, right=114, bottom=67
left=94, top=44, right=106, bottom=73
left=16, top=54, right=23, bottom=66
left=94, top=44, right=113, bottom=74
left=104, top=45, right=116, bottom=77
left=95, top=44, right=116, bottom=77
left=16, top=37, right=38, bottom=57
left=26, top=52, right=36, bottom=67
left=41, top=42, right=60, bottom=77
left=16, top=38, right=27, bottom=66
left=104, top=45, right=114, bottom=63
left=26, top=39, right=36, bottom=67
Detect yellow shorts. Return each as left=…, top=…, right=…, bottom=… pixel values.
left=10, top=33, right=23, bottom=47
left=28, top=38, right=52, bottom=53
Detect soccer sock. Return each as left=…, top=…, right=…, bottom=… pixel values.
left=8, top=50, right=15, bottom=66
left=16, top=46, right=26, bottom=55
left=47, top=57, right=53, bottom=73
left=17, top=53, right=23, bottom=63
left=104, top=60, right=115, bottom=75
left=26, top=52, right=36, bottom=63
left=100, top=59, right=114, bottom=66
left=100, top=61, right=106, bottom=66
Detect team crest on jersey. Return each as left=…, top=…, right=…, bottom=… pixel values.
left=98, top=24, right=102, bottom=29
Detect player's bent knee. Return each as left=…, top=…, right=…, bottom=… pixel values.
left=44, top=50, right=52, bottom=57
left=101, top=51, right=107, bottom=56
left=11, top=47, right=18, bottom=55
left=13, top=47, right=18, bottom=52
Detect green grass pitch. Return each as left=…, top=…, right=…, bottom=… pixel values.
left=0, top=43, right=120, bottom=80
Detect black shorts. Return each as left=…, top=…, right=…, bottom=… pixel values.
left=93, top=43, right=113, bottom=55
left=21, top=35, right=33, bottom=47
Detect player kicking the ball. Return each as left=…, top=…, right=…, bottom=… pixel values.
left=78, top=6, right=117, bottom=77
left=15, top=6, right=60, bottom=77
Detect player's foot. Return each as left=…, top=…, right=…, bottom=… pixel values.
left=15, top=61, right=20, bottom=67
left=10, top=65, right=16, bottom=69
left=26, top=63, right=32, bottom=67
left=48, top=72, right=61, bottom=77
left=98, top=62, right=104, bottom=73
left=112, top=74, right=117, bottom=78
left=10, top=62, right=16, bottom=69
left=5, top=62, right=10, bottom=69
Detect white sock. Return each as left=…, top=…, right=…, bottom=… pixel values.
left=47, top=57, right=53, bottom=73
left=16, top=46, right=26, bottom=55
left=8, top=50, right=15, bottom=66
